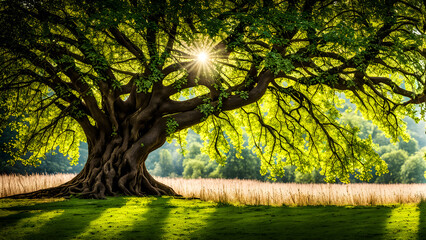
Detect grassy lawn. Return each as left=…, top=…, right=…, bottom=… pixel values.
left=0, top=197, right=424, bottom=240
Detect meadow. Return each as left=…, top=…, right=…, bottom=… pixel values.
left=1, top=174, right=426, bottom=206
left=1, top=174, right=426, bottom=239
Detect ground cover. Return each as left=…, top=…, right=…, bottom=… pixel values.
left=3, top=174, right=426, bottom=206
left=0, top=196, right=424, bottom=240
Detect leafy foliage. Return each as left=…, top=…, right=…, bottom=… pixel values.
left=151, top=149, right=174, bottom=177
left=0, top=0, right=425, bottom=184
left=400, top=150, right=426, bottom=183
left=0, top=117, right=87, bottom=174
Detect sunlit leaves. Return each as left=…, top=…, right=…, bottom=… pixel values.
left=1, top=0, right=425, bottom=185
left=265, top=52, right=295, bottom=76
left=166, top=117, right=179, bottom=136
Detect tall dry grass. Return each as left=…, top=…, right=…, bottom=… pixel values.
left=1, top=174, right=426, bottom=206
left=158, top=177, right=426, bottom=206
left=0, top=173, right=75, bottom=198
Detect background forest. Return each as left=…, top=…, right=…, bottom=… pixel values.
left=2, top=104, right=426, bottom=184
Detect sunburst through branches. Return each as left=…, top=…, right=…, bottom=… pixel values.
left=197, top=51, right=209, bottom=63
left=173, top=37, right=226, bottom=79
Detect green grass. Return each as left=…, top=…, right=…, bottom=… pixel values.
left=0, top=197, right=425, bottom=240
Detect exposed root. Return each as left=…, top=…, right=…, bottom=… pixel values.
left=2, top=131, right=180, bottom=199
left=2, top=171, right=180, bottom=199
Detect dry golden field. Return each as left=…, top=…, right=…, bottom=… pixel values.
left=0, top=173, right=75, bottom=198
left=1, top=174, right=426, bottom=206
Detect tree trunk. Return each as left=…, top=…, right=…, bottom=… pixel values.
left=5, top=130, right=178, bottom=199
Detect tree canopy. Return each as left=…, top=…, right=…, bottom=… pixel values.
left=1, top=0, right=426, bottom=197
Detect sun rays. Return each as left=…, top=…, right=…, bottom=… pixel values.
left=172, top=37, right=226, bottom=80
left=197, top=51, right=209, bottom=63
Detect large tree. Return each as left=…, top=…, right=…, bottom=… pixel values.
left=1, top=0, right=425, bottom=198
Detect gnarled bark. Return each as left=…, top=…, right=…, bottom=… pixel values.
left=5, top=129, right=178, bottom=199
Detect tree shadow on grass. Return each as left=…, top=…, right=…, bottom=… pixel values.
left=0, top=208, right=44, bottom=230
left=192, top=204, right=393, bottom=240
left=0, top=197, right=127, bottom=240
left=418, top=201, right=426, bottom=239
left=120, top=196, right=174, bottom=240
left=0, top=197, right=399, bottom=239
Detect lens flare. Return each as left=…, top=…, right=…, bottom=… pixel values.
left=172, top=36, right=228, bottom=80
left=197, top=52, right=209, bottom=63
